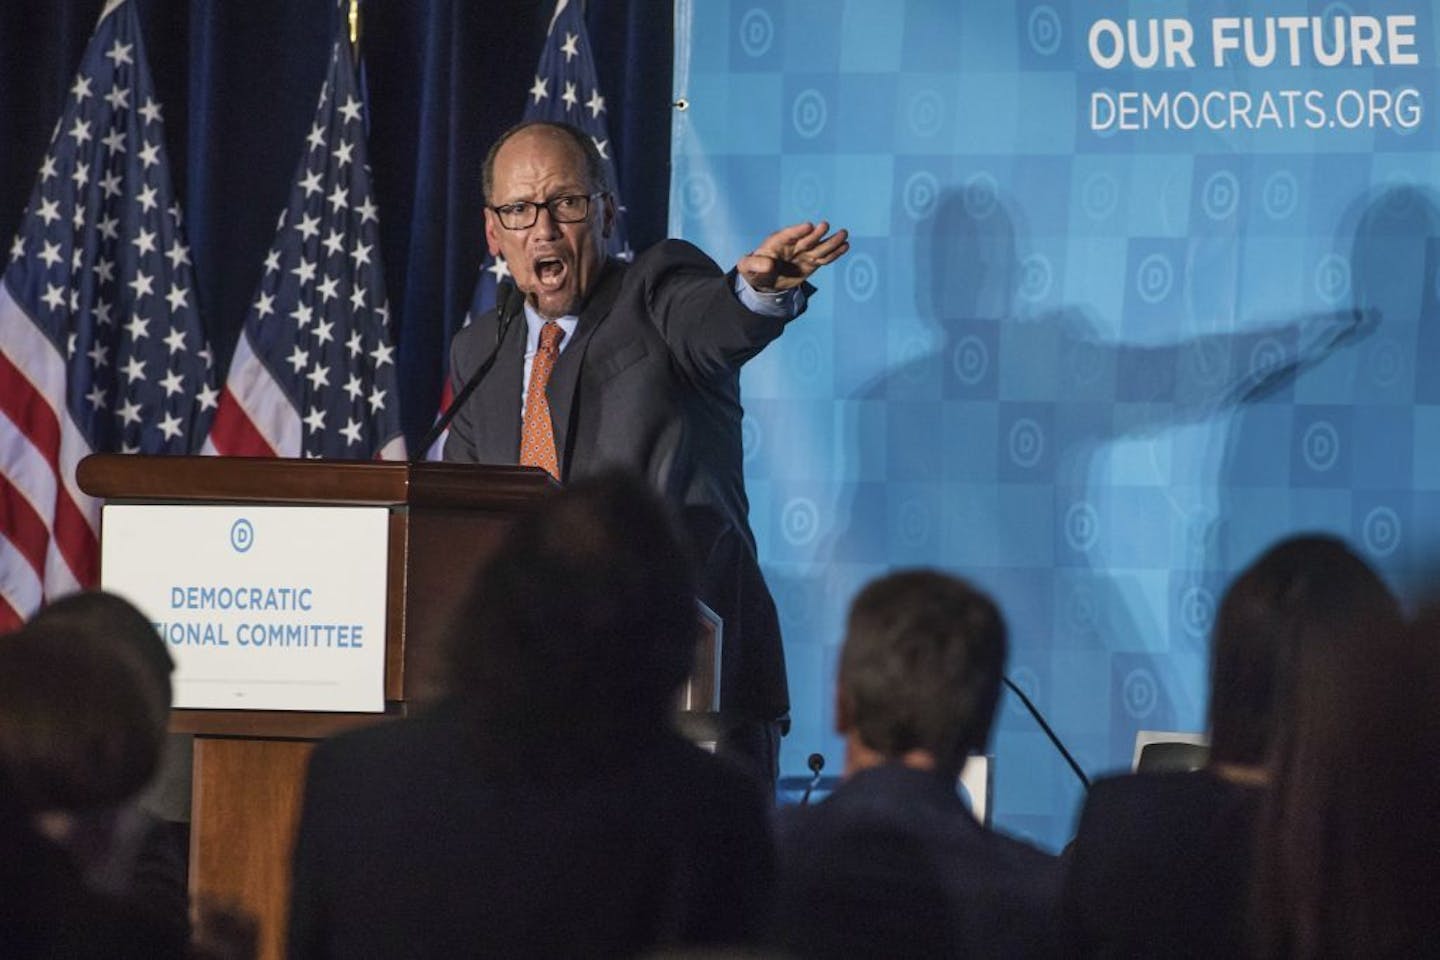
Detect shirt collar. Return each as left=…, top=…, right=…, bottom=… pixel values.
left=522, top=301, right=579, bottom=355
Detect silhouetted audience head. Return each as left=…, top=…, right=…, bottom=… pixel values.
left=775, top=571, right=1056, bottom=960
left=837, top=570, right=1006, bottom=777
left=1253, top=604, right=1440, bottom=958
left=0, top=591, right=172, bottom=813
left=31, top=590, right=175, bottom=713
left=449, top=471, right=698, bottom=749
left=1060, top=536, right=1400, bottom=960
left=0, top=591, right=188, bottom=958
left=1207, top=534, right=1399, bottom=768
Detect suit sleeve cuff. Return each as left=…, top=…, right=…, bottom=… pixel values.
left=732, top=272, right=809, bottom=318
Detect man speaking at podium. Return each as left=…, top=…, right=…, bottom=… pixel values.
left=442, top=120, right=848, bottom=782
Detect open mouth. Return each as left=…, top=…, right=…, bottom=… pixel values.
left=535, top=257, right=568, bottom=290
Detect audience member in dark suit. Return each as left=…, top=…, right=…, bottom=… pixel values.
left=0, top=764, right=137, bottom=960
left=1251, top=600, right=1440, bottom=958
left=0, top=593, right=190, bottom=959
left=1062, top=535, right=1401, bottom=958
left=772, top=570, right=1061, bottom=959
left=288, top=473, right=775, bottom=960
left=444, top=120, right=849, bottom=784
left=20, top=593, right=190, bottom=939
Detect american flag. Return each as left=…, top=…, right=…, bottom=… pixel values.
left=431, top=0, right=629, bottom=457
left=205, top=33, right=404, bottom=460
left=0, top=0, right=216, bottom=630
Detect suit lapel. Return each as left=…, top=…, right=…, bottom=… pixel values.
left=480, top=314, right=525, bottom=464
left=547, top=259, right=624, bottom=476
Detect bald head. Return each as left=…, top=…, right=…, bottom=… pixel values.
left=482, top=121, right=609, bottom=205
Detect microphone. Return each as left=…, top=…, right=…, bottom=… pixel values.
left=1002, top=675, right=1090, bottom=790
left=491, top=280, right=522, bottom=350
left=800, top=752, right=825, bottom=806
left=412, top=282, right=521, bottom=461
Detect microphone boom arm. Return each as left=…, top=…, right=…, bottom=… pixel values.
left=413, top=283, right=520, bottom=461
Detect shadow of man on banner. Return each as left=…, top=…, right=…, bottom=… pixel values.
left=797, top=182, right=1372, bottom=840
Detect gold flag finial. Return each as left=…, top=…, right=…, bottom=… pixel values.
left=348, top=0, right=359, bottom=48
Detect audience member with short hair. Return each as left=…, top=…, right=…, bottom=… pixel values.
left=23, top=592, right=190, bottom=946
left=771, top=570, right=1060, bottom=960
left=0, top=591, right=189, bottom=958
left=1061, top=534, right=1401, bottom=958
left=288, top=472, right=775, bottom=959
left=0, top=600, right=169, bottom=812
left=1250, top=601, right=1440, bottom=958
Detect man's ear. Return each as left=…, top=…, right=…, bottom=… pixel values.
left=483, top=208, right=503, bottom=257
left=600, top=192, right=616, bottom=240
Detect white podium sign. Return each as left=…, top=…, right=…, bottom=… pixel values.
left=100, top=503, right=389, bottom=712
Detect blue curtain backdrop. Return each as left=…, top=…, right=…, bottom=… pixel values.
left=673, top=0, right=1440, bottom=849
left=0, top=0, right=674, bottom=445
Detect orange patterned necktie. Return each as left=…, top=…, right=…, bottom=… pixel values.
left=519, top=320, right=564, bottom=479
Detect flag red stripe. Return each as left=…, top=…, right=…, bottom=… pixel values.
left=51, top=483, right=97, bottom=587
left=0, top=527, right=44, bottom=620
left=0, top=474, right=50, bottom=583
left=0, top=348, right=97, bottom=589
left=0, top=347, right=62, bottom=471
left=208, top=388, right=279, bottom=457
left=206, top=331, right=298, bottom=456
left=0, top=590, right=23, bottom=633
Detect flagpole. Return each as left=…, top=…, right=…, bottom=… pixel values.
left=348, top=0, right=360, bottom=50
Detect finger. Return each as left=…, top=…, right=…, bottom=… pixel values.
left=812, top=239, right=849, bottom=264
left=785, top=221, right=832, bottom=255
left=793, top=238, right=848, bottom=272
left=754, top=222, right=815, bottom=256
left=807, top=228, right=849, bottom=259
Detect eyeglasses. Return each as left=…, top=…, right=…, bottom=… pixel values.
left=489, top=192, right=605, bottom=230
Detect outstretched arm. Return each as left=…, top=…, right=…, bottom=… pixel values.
left=646, top=225, right=850, bottom=376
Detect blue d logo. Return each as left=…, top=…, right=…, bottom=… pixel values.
left=230, top=518, right=254, bottom=554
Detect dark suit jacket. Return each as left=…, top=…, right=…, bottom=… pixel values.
left=444, top=240, right=798, bottom=724
left=1060, top=769, right=1263, bottom=959
left=287, top=702, right=775, bottom=960
left=773, top=764, right=1061, bottom=959
left=0, top=792, right=184, bottom=960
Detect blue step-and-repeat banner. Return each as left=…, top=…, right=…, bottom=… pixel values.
left=671, top=0, right=1440, bottom=849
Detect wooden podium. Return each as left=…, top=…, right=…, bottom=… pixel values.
left=77, top=454, right=558, bottom=960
